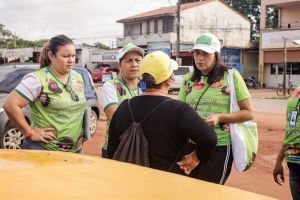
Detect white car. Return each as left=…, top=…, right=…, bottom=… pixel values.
left=171, top=66, right=193, bottom=91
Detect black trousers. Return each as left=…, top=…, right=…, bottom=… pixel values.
left=190, top=145, right=233, bottom=185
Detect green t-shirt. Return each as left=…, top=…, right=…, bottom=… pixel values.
left=178, top=69, right=250, bottom=146
left=18, top=67, right=86, bottom=152
left=102, top=78, right=139, bottom=150
left=284, top=85, right=300, bottom=164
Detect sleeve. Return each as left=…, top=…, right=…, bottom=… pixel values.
left=101, top=81, right=119, bottom=110
left=233, top=70, right=251, bottom=102
left=178, top=104, right=217, bottom=163
left=15, top=73, right=42, bottom=102
left=178, top=73, right=190, bottom=102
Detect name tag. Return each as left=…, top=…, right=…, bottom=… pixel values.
left=289, top=110, right=298, bottom=127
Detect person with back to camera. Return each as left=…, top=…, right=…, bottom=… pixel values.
left=178, top=33, right=254, bottom=184
left=107, top=51, right=217, bottom=175
left=101, top=43, right=144, bottom=158
left=3, top=35, right=86, bottom=153
left=273, top=87, right=300, bottom=200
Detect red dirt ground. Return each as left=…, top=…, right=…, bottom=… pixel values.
left=83, top=111, right=292, bottom=200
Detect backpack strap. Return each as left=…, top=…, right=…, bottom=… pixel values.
left=127, top=98, right=172, bottom=124
left=127, top=99, right=137, bottom=123
left=140, top=98, right=172, bottom=123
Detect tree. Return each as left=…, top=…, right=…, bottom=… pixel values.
left=0, top=24, right=14, bottom=48
left=0, top=23, right=49, bottom=49
left=93, top=42, right=111, bottom=49
left=224, top=0, right=261, bottom=46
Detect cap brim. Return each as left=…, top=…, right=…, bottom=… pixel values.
left=170, top=59, right=178, bottom=71
left=193, top=45, right=216, bottom=54
left=125, top=47, right=145, bottom=57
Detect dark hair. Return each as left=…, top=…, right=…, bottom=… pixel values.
left=191, top=52, right=228, bottom=84
left=140, top=73, right=164, bottom=90
left=39, top=34, right=74, bottom=68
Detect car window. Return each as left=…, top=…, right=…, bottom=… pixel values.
left=174, top=67, right=190, bottom=75
left=0, top=68, right=36, bottom=93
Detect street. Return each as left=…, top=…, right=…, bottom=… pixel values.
left=83, top=88, right=292, bottom=200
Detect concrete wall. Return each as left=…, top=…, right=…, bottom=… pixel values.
left=261, top=0, right=300, bottom=29
left=281, top=6, right=300, bottom=28
left=242, top=51, right=259, bottom=79
left=180, top=0, right=251, bottom=48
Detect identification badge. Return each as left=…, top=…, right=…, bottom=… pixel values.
left=289, top=110, right=298, bottom=127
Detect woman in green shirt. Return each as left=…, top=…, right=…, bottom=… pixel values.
left=273, top=87, right=300, bottom=200
left=178, top=33, right=254, bottom=184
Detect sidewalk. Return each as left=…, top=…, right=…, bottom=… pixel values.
left=249, top=88, right=284, bottom=99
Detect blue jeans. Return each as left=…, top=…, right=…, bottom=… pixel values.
left=22, top=139, right=83, bottom=154
left=287, top=162, right=300, bottom=200
left=22, top=138, right=48, bottom=150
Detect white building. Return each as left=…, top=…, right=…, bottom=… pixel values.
left=116, top=0, right=251, bottom=69
left=259, top=0, right=300, bottom=88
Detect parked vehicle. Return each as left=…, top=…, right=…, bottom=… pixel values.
left=244, top=76, right=261, bottom=89
left=0, top=150, right=274, bottom=200
left=0, top=63, right=99, bottom=149
left=91, top=64, right=112, bottom=82
left=170, top=66, right=193, bottom=91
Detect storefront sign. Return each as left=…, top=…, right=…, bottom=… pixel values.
left=90, top=51, right=118, bottom=62
left=147, top=41, right=170, bottom=56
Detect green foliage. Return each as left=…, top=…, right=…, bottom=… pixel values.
left=266, top=7, right=278, bottom=29
left=224, top=0, right=261, bottom=46
left=93, top=42, right=111, bottom=49
left=0, top=23, right=48, bottom=49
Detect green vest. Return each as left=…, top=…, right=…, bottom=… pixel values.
left=285, top=85, right=300, bottom=163
left=103, top=78, right=139, bottom=150
left=30, top=67, right=86, bottom=152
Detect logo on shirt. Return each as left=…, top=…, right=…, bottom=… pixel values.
left=116, top=82, right=127, bottom=96
left=221, top=85, right=230, bottom=96
left=48, top=79, right=63, bottom=94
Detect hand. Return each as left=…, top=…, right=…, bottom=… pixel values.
left=30, top=127, right=56, bottom=143
left=273, top=160, right=285, bottom=186
left=177, top=151, right=200, bottom=175
left=205, top=114, right=221, bottom=127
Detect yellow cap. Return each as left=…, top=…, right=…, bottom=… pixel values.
left=140, top=51, right=178, bottom=84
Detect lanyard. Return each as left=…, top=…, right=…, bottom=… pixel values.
left=294, top=98, right=300, bottom=111
left=119, top=78, right=139, bottom=98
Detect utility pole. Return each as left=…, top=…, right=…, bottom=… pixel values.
left=176, top=0, right=180, bottom=60
left=283, top=37, right=287, bottom=96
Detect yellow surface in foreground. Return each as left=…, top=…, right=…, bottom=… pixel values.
left=0, top=150, right=276, bottom=200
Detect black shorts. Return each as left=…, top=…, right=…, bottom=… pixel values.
left=190, top=145, right=233, bottom=184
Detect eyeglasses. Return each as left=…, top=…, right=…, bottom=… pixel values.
left=64, top=84, right=79, bottom=101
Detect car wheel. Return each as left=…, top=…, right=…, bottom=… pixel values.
left=0, top=123, right=25, bottom=149
left=89, top=110, right=98, bottom=136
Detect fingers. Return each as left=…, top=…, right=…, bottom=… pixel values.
left=273, top=173, right=284, bottom=186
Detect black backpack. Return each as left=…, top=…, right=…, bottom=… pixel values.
left=113, top=98, right=171, bottom=167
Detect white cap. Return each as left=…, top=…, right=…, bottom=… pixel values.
left=193, top=33, right=221, bottom=53
left=117, top=43, right=144, bottom=62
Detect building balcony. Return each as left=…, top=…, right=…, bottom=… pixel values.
left=261, top=29, right=300, bottom=49
left=116, top=32, right=177, bottom=47
left=263, top=0, right=300, bottom=8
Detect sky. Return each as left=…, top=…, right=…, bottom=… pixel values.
left=0, top=0, right=177, bottom=47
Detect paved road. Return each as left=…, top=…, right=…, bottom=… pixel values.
left=251, top=98, right=287, bottom=114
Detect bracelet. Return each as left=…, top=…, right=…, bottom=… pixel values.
left=26, top=129, right=33, bottom=139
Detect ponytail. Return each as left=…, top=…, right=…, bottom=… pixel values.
left=39, top=42, right=50, bottom=68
